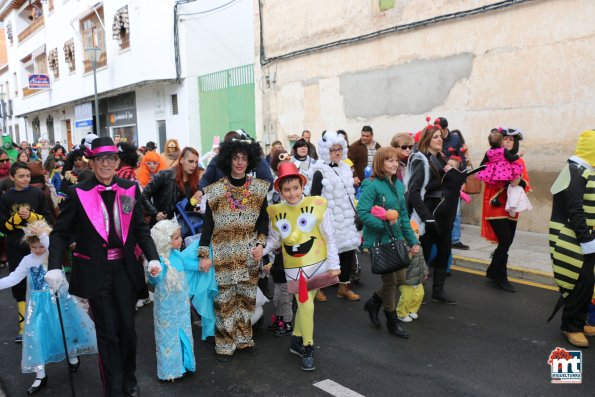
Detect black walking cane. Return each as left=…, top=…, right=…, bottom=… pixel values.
left=55, top=288, right=76, bottom=397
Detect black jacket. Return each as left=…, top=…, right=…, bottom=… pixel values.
left=141, top=168, right=188, bottom=221
left=48, top=177, right=158, bottom=299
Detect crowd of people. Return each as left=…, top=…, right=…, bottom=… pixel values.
left=0, top=122, right=593, bottom=396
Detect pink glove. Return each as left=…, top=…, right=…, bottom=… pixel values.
left=460, top=191, right=471, bottom=203
left=370, top=205, right=387, bottom=220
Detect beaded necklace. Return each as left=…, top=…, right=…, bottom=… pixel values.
left=224, top=175, right=252, bottom=210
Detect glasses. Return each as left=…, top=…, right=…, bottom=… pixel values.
left=95, top=155, right=118, bottom=165
left=0, top=159, right=9, bottom=163
left=330, top=148, right=343, bottom=153
left=400, top=145, right=413, bottom=151
left=146, top=161, right=159, bottom=166
left=168, top=146, right=177, bottom=149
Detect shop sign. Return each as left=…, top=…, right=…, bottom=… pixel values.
left=28, top=74, right=51, bottom=89
left=108, top=108, right=137, bottom=126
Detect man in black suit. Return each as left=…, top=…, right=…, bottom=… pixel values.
left=45, top=137, right=161, bottom=397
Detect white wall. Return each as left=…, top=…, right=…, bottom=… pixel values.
left=178, top=0, right=254, bottom=78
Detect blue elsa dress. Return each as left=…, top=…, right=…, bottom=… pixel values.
left=23, top=271, right=97, bottom=373
left=148, top=240, right=217, bottom=380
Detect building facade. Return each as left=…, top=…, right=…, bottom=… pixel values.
left=0, top=0, right=255, bottom=153
left=255, top=0, right=595, bottom=233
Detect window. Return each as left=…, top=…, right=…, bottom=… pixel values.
left=16, top=1, right=44, bottom=43
left=63, top=39, right=75, bottom=72
left=112, top=6, right=130, bottom=50
left=32, top=116, right=40, bottom=143
left=80, top=7, right=106, bottom=73
left=171, top=94, right=178, bottom=115
left=379, top=0, right=395, bottom=11
left=34, top=52, right=48, bottom=75
left=48, top=48, right=59, bottom=79
left=46, top=115, right=54, bottom=144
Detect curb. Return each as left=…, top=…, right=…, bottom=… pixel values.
left=452, top=255, right=555, bottom=287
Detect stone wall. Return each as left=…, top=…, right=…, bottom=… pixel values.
left=255, top=0, right=595, bottom=233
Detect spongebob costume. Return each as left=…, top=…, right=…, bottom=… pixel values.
left=265, top=195, right=339, bottom=347
left=548, top=130, right=595, bottom=344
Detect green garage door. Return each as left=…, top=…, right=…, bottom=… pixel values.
left=198, top=64, right=256, bottom=152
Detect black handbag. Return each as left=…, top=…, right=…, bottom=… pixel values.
left=370, top=221, right=411, bottom=274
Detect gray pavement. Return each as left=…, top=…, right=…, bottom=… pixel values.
left=0, top=255, right=593, bottom=396
left=454, top=223, right=554, bottom=285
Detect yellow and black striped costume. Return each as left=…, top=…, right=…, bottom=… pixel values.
left=549, top=162, right=595, bottom=298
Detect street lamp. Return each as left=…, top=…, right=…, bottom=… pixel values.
left=85, top=47, right=103, bottom=136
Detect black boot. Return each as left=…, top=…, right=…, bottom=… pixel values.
left=432, top=268, right=458, bottom=304
left=384, top=310, right=409, bottom=338
left=363, top=293, right=382, bottom=328
left=27, top=376, right=47, bottom=395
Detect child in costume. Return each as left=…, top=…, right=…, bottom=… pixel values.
left=0, top=219, right=97, bottom=395
left=477, top=129, right=531, bottom=216
left=148, top=219, right=218, bottom=381
left=264, top=162, right=341, bottom=371
left=396, top=220, right=429, bottom=322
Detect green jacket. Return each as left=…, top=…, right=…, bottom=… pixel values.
left=357, top=177, right=419, bottom=249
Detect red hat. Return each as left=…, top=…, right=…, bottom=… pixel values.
left=274, top=162, right=307, bottom=192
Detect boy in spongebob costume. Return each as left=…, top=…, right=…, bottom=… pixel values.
left=549, top=129, right=595, bottom=347
left=264, top=162, right=340, bottom=371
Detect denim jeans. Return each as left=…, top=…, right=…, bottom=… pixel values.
left=451, top=199, right=462, bottom=243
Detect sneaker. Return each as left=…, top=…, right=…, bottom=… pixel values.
left=301, top=345, right=315, bottom=371
left=136, top=298, right=152, bottom=309
left=397, top=315, right=413, bottom=323
left=451, top=242, right=469, bottom=250
left=273, top=321, right=293, bottom=337
left=409, top=312, right=419, bottom=320
left=289, top=335, right=304, bottom=357
left=268, top=315, right=280, bottom=331
left=14, top=334, right=22, bottom=343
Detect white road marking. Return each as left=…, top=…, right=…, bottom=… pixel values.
left=313, top=379, right=365, bottom=397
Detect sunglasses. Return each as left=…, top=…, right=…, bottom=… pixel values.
left=0, top=159, right=9, bottom=163
left=168, top=146, right=177, bottom=149
left=399, top=145, right=413, bottom=151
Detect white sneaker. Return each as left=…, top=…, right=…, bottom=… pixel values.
left=136, top=299, right=147, bottom=308
left=409, top=312, right=419, bottom=320
left=397, top=315, right=413, bottom=323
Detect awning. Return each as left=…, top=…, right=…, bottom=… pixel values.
left=0, top=0, right=27, bottom=21
left=71, top=1, right=103, bottom=26
left=31, top=44, right=45, bottom=59
left=112, top=5, right=129, bottom=40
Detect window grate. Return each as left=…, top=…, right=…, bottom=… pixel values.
left=171, top=94, right=178, bottom=115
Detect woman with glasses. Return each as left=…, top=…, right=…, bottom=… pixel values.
left=405, top=126, right=467, bottom=305
left=137, top=151, right=167, bottom=189
left=306, top=130, right=361, bottom=302
left=390, top=132, right=414, bottom=181
left=162, top=139, right=181, bottom=169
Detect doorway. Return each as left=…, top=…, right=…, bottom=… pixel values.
left=64, top=119, right=72, bottom=150
left=157, top=120, right=166, bottom=153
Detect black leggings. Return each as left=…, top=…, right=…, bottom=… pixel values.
left=487, top=219, right=517, bottom=280
left=420, top=224, right=452, bottom=271
left=562, top=254, right=595, bottom=332
left=338, top=250, right=356, bottom=283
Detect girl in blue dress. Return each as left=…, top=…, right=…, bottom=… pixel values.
left=149, top=220, right=217, bottom=381
left=0, top=220, right=97, bottom=395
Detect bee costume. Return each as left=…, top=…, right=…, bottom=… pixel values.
left=548, top=130, right=595, bottom=339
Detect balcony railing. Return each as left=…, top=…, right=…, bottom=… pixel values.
left=17, top=16, right=45, bottom=43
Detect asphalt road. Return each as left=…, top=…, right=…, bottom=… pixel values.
left=0, top=256, right=593, bottom=397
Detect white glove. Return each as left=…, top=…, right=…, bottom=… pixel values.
left=147, top=260, right=162, bottom=276
left=44, top=269, right=66, bottom=292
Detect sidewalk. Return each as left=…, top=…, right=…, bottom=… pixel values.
left=453, top=224, right=554, bottom=286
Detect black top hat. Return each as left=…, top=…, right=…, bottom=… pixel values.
left=145, top=141, right=157, bottom=151
left=87, top=136, right=119, bottom=158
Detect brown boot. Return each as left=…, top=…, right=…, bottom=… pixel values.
left=336, top=283, right=360, bottom=301
left=563, top=331, right=589, bottom=347
left=584, top=325, right=595, bottom=337
left=315, top=289, right=327, bottom=302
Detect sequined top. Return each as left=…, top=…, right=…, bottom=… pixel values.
left=0, top=234, right=50, bottom=291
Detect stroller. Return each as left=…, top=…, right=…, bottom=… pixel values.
left=175, top=197, right=204, bottom=245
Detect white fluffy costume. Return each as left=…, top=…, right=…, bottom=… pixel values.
left=305, top=130, right=360, bottom=253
